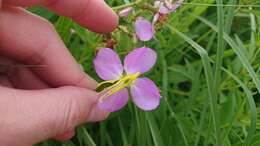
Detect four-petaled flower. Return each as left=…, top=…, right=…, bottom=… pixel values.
left=94, top=47, right=161, bottom=112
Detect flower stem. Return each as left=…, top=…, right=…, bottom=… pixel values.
left=112, top=0, right=143, bottom=10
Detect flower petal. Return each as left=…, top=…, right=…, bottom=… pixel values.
left=159, top=5, right=172, bottom=14
left=94, top=48, right=123, bottom=80
left=154, top=1, right=170, bottom=14
left=130, top=78, right=161, bottom=110
left=152, top=13, right=160, bottom=25
left=135, top=17, right=154, bottom=41
left=168, top=3, right=182, bottom=13
left=124, top=46, right=157, bottom=74
left=119, top=7, right=133, bottom=17
left=98, top=88, right=129, bottom=112
left=154, top=1, right=162, bottom=8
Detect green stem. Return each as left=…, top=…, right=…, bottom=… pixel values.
left=181, top=2, right=260, bottom=8
left=112, top=1, right=260, bottom=12
left=112, top=0, right=143, bottom=10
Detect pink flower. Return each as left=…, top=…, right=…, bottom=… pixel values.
left=94, top=47, right=161, bottom=112
left=134, top=1, right=183, bottom=41
left=152, top=0, right=183, bottom=25
left=119, top=7, right=133, bottom=17
left=135, top=17, right=154, bottom=41
left=154, top=0, right=183, bottom=14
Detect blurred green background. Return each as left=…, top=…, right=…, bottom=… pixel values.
left=32, top=0, right=260, bottom=146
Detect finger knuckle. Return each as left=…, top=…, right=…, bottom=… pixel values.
left=63, top=95, right=82, bottom=129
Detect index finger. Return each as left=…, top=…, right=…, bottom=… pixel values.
left=2, top=0, right=118, bottom=33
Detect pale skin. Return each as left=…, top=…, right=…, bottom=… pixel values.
left=0, top=0, right=118, bottom=145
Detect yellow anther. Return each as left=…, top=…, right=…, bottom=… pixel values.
left=98, top=72, right=140, bottom=102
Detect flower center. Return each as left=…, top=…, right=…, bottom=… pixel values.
left=98, top=72, right=141, bottom=102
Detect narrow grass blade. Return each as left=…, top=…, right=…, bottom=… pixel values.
left=118, top=117, right=128, bottom=145
left=55, top=16, right=73, bottom=45
left=214, top=0, right=224, bottom=95
left=77, top=126, right=97, bottom=146
left=146, top=113, right=165, bottom=146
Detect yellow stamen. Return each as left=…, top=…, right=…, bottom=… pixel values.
left=97, top=79, right=117, bottom=88
left=98, top=72, right=140, bottom=102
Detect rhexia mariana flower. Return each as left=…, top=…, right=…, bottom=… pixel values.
left=152, top=0, right=183, bottom=24
left=94, top=47, right=161, bottom=112
left=154, top=0, right=183, bottom=14
left=135, top=1, right=183, bottom=41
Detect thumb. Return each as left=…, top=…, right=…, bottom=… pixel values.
left=0, top=86, right=108, bottom=146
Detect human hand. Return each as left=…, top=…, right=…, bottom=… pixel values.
left=0, top=0, right=118, bottom=145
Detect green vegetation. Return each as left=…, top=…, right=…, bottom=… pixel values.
left=33, top=0, right=260, bottom=145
